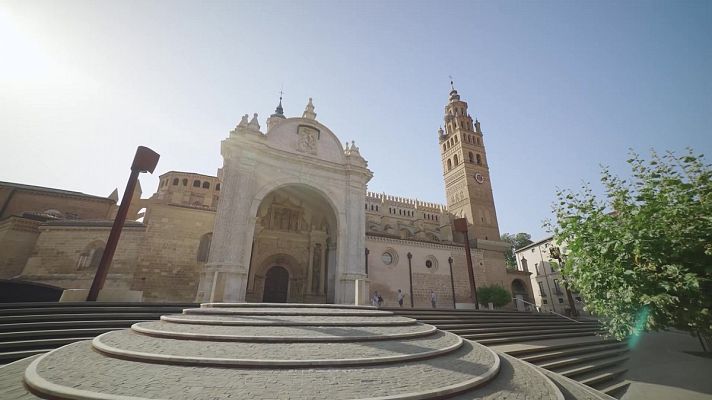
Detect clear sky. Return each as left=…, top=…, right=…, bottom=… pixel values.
left=1, top=0, right=710, bottom=239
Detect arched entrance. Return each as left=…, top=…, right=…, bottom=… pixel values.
left=247, top=184, right=338, bottom=304
left=263, top=266, right=289, bottom=303
left=511, top=279, right=529, bottom=311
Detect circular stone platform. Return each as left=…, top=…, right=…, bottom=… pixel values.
left=10, top=303, right=606, bottom=399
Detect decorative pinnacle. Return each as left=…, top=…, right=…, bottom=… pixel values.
left=302, top=97, right=316, bottom=120
left=271, top=89, right=285, bottom=118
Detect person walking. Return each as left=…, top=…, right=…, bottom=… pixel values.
left=397, top=289, right=404, bottom=307
left=430, top=290, right=437, bottom=308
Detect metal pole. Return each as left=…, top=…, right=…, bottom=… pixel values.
left=407, top=252, right=414, bottom=308
left=462, top=229, right=479, bottom=309
left=87, top=169, right=139, bottom=301
left=87, top=146, right=159, bottom=301
left=448, top=257, right=456, bottom=309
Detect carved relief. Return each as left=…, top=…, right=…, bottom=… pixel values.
left=296, top=125, right=319, bottom=155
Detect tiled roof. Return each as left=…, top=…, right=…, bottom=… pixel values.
left=0, top=181, right=112, bottom=201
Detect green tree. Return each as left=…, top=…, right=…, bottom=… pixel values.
left=549, top=150, right=711, bottom=340
left=500, top=232, right=534, bottom=269
left=478, top=285, right=511, bottom=308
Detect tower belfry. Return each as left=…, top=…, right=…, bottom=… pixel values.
left=439, top=84, right=501, bottom=241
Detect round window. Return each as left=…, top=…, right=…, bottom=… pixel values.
left=382, top=252, right=393, bottom=265
left=425, top=260, right=433, bottom=268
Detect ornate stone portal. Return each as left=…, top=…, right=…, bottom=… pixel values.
left=195, top=99, right=372, bottom=304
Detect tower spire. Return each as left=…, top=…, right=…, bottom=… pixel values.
left=271, top=89, right=285, bottom=119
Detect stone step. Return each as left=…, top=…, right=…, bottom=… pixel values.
left=461, top=326, right=602, bottom=340
left=404, top=314, right=566, bottom=320
left=538, top=348, right=629, bottom=370
left=0, top=312, right=166, bottom=323
left=0, top=337, right=93, bottom=351
left=518, top=342, right=627, bottom=363
left=132, top=320, right=437, bottom=342
left=183, top=306, right=392, bottom=317
left=93, top=329, right=463, bottom=367
left=0, top=302, right=195, bottom=308
left=473, top=331, right=601, bottom=345
left=0, top=306, right=187, bottom=316
left=596, top=379, right=631, bottom=398
left=448, top=353, right=565, bottom=399
left=446, top=324, right=600, bottom=335
left=0, top=319, right=145, bottom=333
left=25, top=340, right=502, bottom=400
left=435, top=321, right=598, bottom=330
left=575, top=367, right=627, bottom=388
left=0, top=349, right=49, bottom=364
left=0, top=355, right=44, bottom=399
left=537, top=366, right=614, bottom=400
left=162, top=313, right=416, bottom=326
left=201, top=303, right=373, bottom=309
left=558, top=356, right=629, bottom=379
left=503, top=338, right=620, bottom=357
left=0, top=327, right=121, bottom=341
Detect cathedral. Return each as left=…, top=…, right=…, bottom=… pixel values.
left=0, top=87, right=534, bottom=308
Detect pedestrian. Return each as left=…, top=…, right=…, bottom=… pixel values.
left=372, top=291, right=379, bottom=307
left=430, top=290, right=437, bottom=308
left=378, top=292, right=384, bottom=307
left=397, top=289, right=404, bottom=307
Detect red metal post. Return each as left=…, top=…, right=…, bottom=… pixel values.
left=87, top=147, right=159, bottom=301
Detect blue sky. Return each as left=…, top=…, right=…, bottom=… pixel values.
left=1, top=0, right=710, bottom=239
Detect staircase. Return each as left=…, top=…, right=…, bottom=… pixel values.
left=388, top=308, right=630, bottom=398
left=0, top=304, right=611, bottom=400
left=0, top=303, right=630, bottom=398
left=0, top=302, right=194, bottom=365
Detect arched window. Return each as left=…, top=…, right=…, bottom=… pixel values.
left=172, top=178, right=179, bottom=185
left=442, top=144, right=447, bottom=152
left=447, top=159, right=452, bottom=171
left=454, top=135, right=459, bottom=143
left=215, top=183, right=221, bottom=191
left=521, top=257, right=529, bottom=272
left=77, top=241, right=105, bottom=271
left=202, top=182, right=210, bottom=189
left=182, top=178, right=188, bottom=186
left=476, top=154, right=482, bottom=165
left=453, top=154, right=459, bottom=165
left=197, top=233, right=213, bottom=262
left=193, top=180, right=201, bottom=187
left=469, top=152, right=474, bottom=163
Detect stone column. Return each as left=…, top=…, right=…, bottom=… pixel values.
left=319, top=240, right=327, bottom=294
left=196, top=148, right=257, bottom=303
left=306, top=239, right=314, bottom=295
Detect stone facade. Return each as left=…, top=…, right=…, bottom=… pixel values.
left=1, top=88, right=534, bottom=308
left=20, top=220, right=145, bottom=291
left=515, top=237, right=586, bottom=315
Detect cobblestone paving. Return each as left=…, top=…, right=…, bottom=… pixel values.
left=0, top=356, right=42, bottom=400
left=184, top=307, right=390, bottom=316
left=450, top=353, right=563, bottom=400
left=133, top=320, right=436, bottom=341
left=29, top=340, right=498, bottom=399
left=94, top=329, right=461, bottom=364
left=163, top=313, right=415, bottom=326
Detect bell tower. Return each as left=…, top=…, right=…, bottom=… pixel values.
left=439, top=83, right=501, bottom=241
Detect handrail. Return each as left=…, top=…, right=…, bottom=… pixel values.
left=512, top=297, right=581, bottom=323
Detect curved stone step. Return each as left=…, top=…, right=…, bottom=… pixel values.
left=93, top=329, right=463, bottom=367
left=132, top=320, right=437, bottom=342
left=162, top=313, right=416, bottom=326
left=448, top=353, right=565, bottom=400
left=25, top=340, right=501, bottom=400
left=201, top=303, right=374, bottom=310
left=183, top=307, right=391, bottom=317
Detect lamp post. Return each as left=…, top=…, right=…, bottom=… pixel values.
left=454, top=218, right=478, bottom=309
left=407, top=252, right=414, bottom=308
left=448, top=257, right=456, bottom=309
left=87, top=146, right=160, bottom=301
left=550, top=246, right=578, bottom=317
left=365, top=248, right=369, bottom=275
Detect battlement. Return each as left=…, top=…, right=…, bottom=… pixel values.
left=366, top=192, right=446, bottom=212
